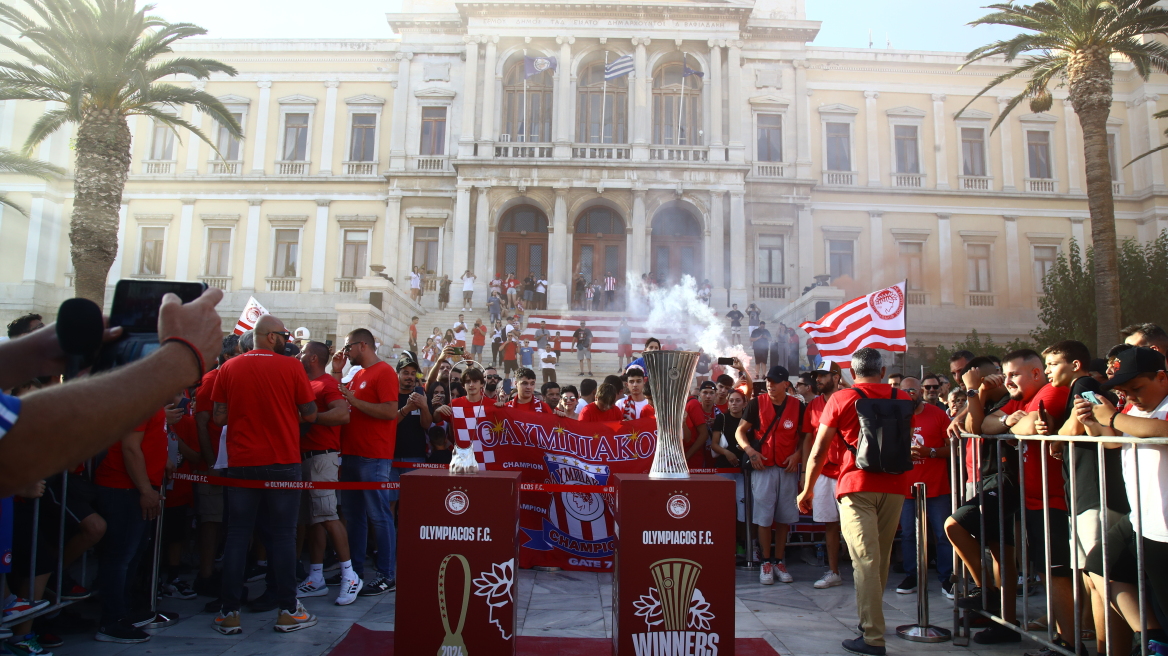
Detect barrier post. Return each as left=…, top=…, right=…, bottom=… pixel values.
left=142, top=484, right=178, bottom=629
left=897, top=482, right=951, bottom=642
left=737, top=463, right=759, bottom=571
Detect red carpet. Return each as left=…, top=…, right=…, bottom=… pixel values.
left=332, top=624, right=781, bottom=655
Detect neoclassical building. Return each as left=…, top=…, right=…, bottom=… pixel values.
left=1, top=0, right=1165, bottom=346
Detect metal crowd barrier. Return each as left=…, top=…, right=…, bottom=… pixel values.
left=949, top=432, right=1168, bottom=656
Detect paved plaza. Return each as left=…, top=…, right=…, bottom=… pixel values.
left=50, top=560, right=1048, bottom=656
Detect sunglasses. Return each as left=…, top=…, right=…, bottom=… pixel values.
left=271, top=331, right=292, bottom=340
left=486, top=375, right=501, bottom=380
left=923, top=384, right=941, bottom=390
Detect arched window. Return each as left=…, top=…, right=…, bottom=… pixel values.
left=576, top=61, right=628, bottom=144
left=575, top=207, right=625, bottom=234
left=651, top=207, right=701, bottom=236
left=499, top=205, right=549, bottom=233
left=503, top=59, right=554, bottom=143
left=652, top=61, right=703, bottom=146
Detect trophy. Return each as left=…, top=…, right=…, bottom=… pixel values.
left=643, top=350, right=700, bottom=479
left=649, top=558, right=702, bottom=631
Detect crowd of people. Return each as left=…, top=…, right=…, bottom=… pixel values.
left=3, top=297, right=1168, bottom=656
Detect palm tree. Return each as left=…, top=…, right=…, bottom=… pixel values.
left=0, top=148, right=62, bottom=214
left=959, top=0, right=1168, bottom=354
left=0, top=0, right=243, bottom=305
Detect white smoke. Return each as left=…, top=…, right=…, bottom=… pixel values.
left=638, top=275, right=754, bottom=376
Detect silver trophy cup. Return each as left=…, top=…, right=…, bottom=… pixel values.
left=644, top=350, right=700, bottom=479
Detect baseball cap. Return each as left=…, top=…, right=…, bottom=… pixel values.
left=698, top=380, right=717, bottom=391
left=812, top=361, right=842, bottom=376
left=1102, top=346, right=1165, bottom=390
left=396, top=350, right=419, bottom=372
left=1087, top=358, right=1108, bottom=375
left=765, top=365, right=790, bottom=382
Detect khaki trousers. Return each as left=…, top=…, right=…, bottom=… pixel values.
left=839, top=491, right=902, bottom=647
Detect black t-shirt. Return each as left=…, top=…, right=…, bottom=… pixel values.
left=573, top=328, right=593, bottom=348
left=426, top=448, right=453, bottom=465
left=750, top=328, right=771, bottom=352
left=696, top=353, right=711, bottom=374
left=747, top=309, right=762, bottom=325
left=726, top=310, right=744, bottom=327
left=976, top=392, right=1019, bottom=486
left=1063, top=376, right=1129, bottom=513
left=711, top=412, right=745, bottom=468
left=524, top=277, right=536, bottom=292
left=393, top=391, right=428, bottom=459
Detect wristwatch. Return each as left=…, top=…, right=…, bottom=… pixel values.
left=928, top=447, right=937, bottom=459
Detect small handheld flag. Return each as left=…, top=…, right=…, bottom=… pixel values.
left=233, top=296, right=270, bottom=335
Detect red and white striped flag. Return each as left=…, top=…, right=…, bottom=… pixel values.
left=233, top=296, right=269, bottom=335
left=800, top=281, right=908, bottom=367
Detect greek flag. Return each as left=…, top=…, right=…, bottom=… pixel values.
left=604, top=54, right=634, bottom=80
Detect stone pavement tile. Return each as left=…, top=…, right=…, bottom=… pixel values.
left=530, top=571, right=600, bottom=596
left=52, top=638, right=139, bottom=656
left=520, top=609, right=605, bottom=633
left=355, top=600, right=396, bottom=624
left=356, top=621, right=394, bottom=632
left=213, top=619, right=353, bottom=656
left=139, top=613, right=270, bottom=641
left=734, top=611, right=768, bottom=632
left=526, top=590, right=603, bottom=610
left=91, top=635, right=235, bottom=656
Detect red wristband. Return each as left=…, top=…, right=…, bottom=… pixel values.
left=164, top=337, right=206, bottom=382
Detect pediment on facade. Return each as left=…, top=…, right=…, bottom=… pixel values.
left=345, top=94, right=387, bottom=105
left=817, top=103, right=858, bottom=115
left=885, top=106, right=926, bottom=117
left=277, top=94, right=318, bottom=104
left=216, top=94, right=251, bottom=105
left=954, top=107, right=992, bottom=120
left=1018, top=112, right=1057, bottom=123
left=748, top=94, right=791, bottom=108
left=414, top=87, right=456, bottom=98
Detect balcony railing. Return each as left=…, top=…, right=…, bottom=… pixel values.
left=494, top=144, right=553, bottom=158
left=1025, top=178, right=1056, bottom=193
left=906, top=291, right=928, bottom=305
left=415, top=157, right=447, bottom=171
left=199, top=276, right=231, bottom=291
left=344, top=161, right=378, bottom=176
left=1112, top=181, right=1123, bottom=197
left=266, top=276, right=300, bottom=292
left=335, top=278, right=357, bottom=293
left=966, top=292, right=995, bottom=307
left=649, top=146, right=708, bottom=162
left=821, top=170, right=857, bottom=186
left=276, top=161, right=309, bottom=176
left=423, top=277, right=438, bottom=293
left=755, top=283, right=789, bottom=300
left=209, top=160, right=241, bottom=175
left=572, top=145, right=631, bottom=160
left=142, top=160, right=174, bottom=175
left=752, top=162, right=786, bottom=178
left=958, top=175, right=992, bottom=191
left=892, top=172, right=924, bottom=188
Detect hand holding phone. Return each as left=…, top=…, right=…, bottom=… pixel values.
left=717, top=357, right=735, bottom=366
left=1080, top=391, right=1103, bottom=405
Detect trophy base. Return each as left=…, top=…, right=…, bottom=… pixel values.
left=648, top=471, right=691, bottom=479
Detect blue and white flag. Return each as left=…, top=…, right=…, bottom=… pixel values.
left=682, top=52, right=703, bottom=78
left=524, top=55, right=557, bottom=78
left=604, top=54, right=635, bottom=80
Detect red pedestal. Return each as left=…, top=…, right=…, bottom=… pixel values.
left=396, top=470, right=521, bottom=656
left=612, top=474, right=736, bottom=656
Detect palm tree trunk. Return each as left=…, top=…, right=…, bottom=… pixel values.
left=70, top=108, right=132, bottom=306
left=1070, top=51, right=1121, bottom=356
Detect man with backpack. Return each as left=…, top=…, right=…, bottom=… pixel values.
left=735, top=366, right=807, bottom=585
left=799, top=348, right=914, bottom=656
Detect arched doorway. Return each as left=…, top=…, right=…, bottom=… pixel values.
left=573, top=207, right=626, bottom=309
left=650, top=206, right=702, bottom=286
left=496, top=205, right=548, bottom=284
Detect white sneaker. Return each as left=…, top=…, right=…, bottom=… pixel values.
left=296, top=578, right=328, bottom=598
left=274, top=601, right=317, bottom=633
left=775, top=562, right=794, bottom=583
left=335, top=576, right=363, bottom=606
left=814, top=570, right=843, bottom=589
left=759, top=562, right=775, bottom=585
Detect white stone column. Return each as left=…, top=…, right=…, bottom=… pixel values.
left=459, top=37, right=480, bottom=158
left=868, top=210, right=884, bottom=287
left=632, top=37, right=651, bottom=160
left=184, top=81, right=205, bottom=175
left=480, top=37, right=499, bottom=146
left=319, top=80, right=340, bottom=175
left=108, top=203, right=129, bottom=286
left=397, top=208, right=412, bottom=286
left=797, top=203, right=813, bottom=291
left=22, top=193, right=45, bottom=282
left=931, top=93, right=949, bottom=190
left=250, top=80, right=271, bottom=175
left=936, top=213, right=954, bottom=306
left=708, top=190, right=725, bottom=290
left=242, top=198, right=262, bottom=290
left=383, top=191, right=403, bottom=284
left=729, top=190, right=747, bottom=305
left=389, top=52, right=413, bottom=171
left=1144, top=94, right=1165, bottom=190
left=553, top=36, right=575, bottom=159
left=628, top=188, right=647, bottom=282
left=548, top=187, right=570, bottom=308
left=1157, top=213, right=1168, bottom=240
left=1071, top=217, right=1086, bottom=260
left=707, top=40, right=724, bottom=162
left=0, top=100, right=15, bottom=148
left=794, top=60, right=811, bottom=179
left=1063, top=99, right=1082, bottom=194
left=175, top=198, right=196, bottom=280
left=864, top=90, right=880, bottom=186
left=473, top=186, right=491, bottom=299
left=311, top=199, right=331, bottom=291
left=726, top=41, right=744, bottom=162
left=452, top=184, right=472, bottom=279
left=1002, top=215, right=1022, bottom=306
left=997, top=96, right=1016, bottom=191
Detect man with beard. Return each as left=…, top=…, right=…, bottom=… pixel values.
left=483, top=367, right=502, bottom=402
left=921, top=373, right=947, bottom=411
left=390, top=353, right=431, bottom=510
left=541, top=382, right=561, bottom=410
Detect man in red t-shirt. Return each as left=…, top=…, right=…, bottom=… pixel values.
left=210, top=314, right=318, bottom=635
left=735, top=367, right=806, bottom=585
left=294, top=341, right=362, bottom=605
left=501, top=333, right=519, bottom=376
left=501, top=368, right=551, bottom=413
left=331, top=327, right=400, bottom=597
left=684, top=382, right=718, bottom=469
left=894, top=377, right=955, bottom=598
left=799, top=349, right=909, bottom=655
left=471, top=319, right=487, bottom=362
left=801, top=361, right=846, bottom=589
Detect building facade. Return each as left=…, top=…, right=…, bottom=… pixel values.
left=1, top=0, right=1166, bottom=346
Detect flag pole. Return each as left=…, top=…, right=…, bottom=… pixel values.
left=601, top=50, right=609, bottom=147
left=522, top=49, right=528, bottom=144
left=677, top=53, right=686, bottom=147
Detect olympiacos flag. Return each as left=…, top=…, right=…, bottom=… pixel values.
left=799, top=281, right=908, bottom=367
left=233, top=296, right=270, bottom=335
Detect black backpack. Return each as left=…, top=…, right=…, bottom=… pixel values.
left=847, top=388, right=914, bottom=474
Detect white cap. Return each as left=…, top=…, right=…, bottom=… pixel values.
left=294, top=327, right=311, bottom=340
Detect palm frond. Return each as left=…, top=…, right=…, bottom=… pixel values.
left=0, top=193, right=29, bottom=217
left=131, top=105, right=216, bottom=151
left=0, top=148, right=63, bottom=178
left=21, top=107, right=70, bottom=156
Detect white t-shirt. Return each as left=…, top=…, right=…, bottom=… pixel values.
left=410, top=271, right=421, bottom=289
left=453, top=321, right=468, bottom=342
left=538, top=349, right=556, bottom=370
left=1122, top=395, right=1168, bottom=543
left=575, top=398, right=589, bottom=414
left=536, top=279, right=547, bottom=293
left=462, top=275, right=475, bottom=292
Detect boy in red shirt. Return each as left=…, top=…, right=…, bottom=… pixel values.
left=502, top=368, right=551, bottom=413
left=684, top=382, right=718, bottom=469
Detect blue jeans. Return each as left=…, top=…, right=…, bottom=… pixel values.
left=340, top=455, right=397, bottom=580
left=900, top=495, right=954, bottom=584
left=96, top=486, right=149, bottom=625
left=220, top=463, right=301, bottom=613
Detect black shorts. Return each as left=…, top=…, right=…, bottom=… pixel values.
left=44, top=472, right=99, bottom=525
left=951, top=479, right=1018, bottom=547
left=1025, top=508, right=1071, bottom=578
left=1085, top=514, right=1139, bottom=585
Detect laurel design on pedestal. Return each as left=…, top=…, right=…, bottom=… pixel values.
left=643, top=350, right=700, bottom=479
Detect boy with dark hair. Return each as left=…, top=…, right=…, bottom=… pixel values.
left=502, top=368, right=550, bottom=413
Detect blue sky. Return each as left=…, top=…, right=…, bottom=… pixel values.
left=150, top=0, right=1024, bottom=55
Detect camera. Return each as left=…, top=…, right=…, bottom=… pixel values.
left=717, top=357, right=735, bottom=366
left=91, top=280, right=208, bottom=373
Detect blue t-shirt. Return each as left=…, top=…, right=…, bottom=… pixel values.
left=0, top=391, right=20, bottom=439
left=519, top=346, right=534, bottom=367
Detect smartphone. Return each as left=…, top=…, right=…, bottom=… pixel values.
left=1038, top=400, right=1051, bottom=429
left=109, top=280, right=208, bottom=334
left=1080, top=391, right=1103, bottom=405
left=414, top=385, right=426, bottom=396
left=177, top=397, right=191, bottom=410
left=451, top=346, right=464, bottom=356
left=753, top=381, right=767, bottom=395
left=717, top=357, right=735, bottom=366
